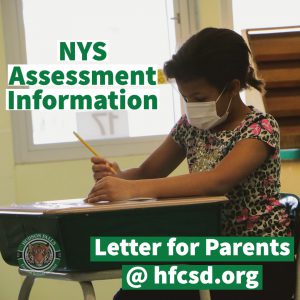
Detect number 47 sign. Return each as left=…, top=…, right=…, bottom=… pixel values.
left=76, top=111, right=129, bottom=140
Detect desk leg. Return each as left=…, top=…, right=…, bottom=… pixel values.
left=18, top=276, right=35, bottom=300
left=199, top=290, right=211, bottom=300
left=79, top=281, right=96, bottom=300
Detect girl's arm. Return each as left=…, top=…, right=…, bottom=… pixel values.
left=134, top=138, right=272, bottom=198
left=86, top=138, right=272, bottom=202
left=92, top=135, right=186, bottom=180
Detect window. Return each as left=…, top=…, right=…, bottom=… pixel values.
left=232, top=0, right=300, bottom=33
left=2, top=0, right=198, bottom=162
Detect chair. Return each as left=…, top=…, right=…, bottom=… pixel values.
left=279, top=193, right=300, bottom=300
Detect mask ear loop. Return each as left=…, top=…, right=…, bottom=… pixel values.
left=215, top=84, right=228, bottom=103
left=216, top=84, right=233, bottom=113
left=225, top=96, right=233, bottom=113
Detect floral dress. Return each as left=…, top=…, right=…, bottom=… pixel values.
left=170, top=106, right=291, bottom=236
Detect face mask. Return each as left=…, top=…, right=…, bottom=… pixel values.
left=184, top=86, right=233, bottom=130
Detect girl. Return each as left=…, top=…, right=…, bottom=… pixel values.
left=86, top=28, right=295, bottom=300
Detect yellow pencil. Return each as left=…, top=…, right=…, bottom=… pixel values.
left=73, top=131, right=117, bottom=175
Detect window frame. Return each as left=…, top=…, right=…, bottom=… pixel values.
left=2, top=0, right=199, bottom=163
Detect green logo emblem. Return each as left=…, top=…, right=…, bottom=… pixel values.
left=17, top=233, right=61, bottom=272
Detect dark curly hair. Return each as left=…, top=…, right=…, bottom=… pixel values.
left=163, top=27, right=265, bottom=93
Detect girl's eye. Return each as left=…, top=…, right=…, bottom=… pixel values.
left=182, top=95, right=207, bottom=102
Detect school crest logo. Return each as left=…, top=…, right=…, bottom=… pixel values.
left=17, top=233, right=61, bottom=272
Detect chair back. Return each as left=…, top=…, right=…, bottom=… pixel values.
left=280, top=193, right=300, bottom=299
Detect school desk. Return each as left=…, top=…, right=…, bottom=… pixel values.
left=0, top=196, right=227, bottom=300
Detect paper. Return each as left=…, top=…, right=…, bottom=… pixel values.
left=9, top=198, right=157, bottom=210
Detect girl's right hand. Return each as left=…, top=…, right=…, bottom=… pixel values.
left=91, top=157, right=121, bottom=181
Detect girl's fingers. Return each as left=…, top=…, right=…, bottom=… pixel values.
left=94, top=172, right=112, bottom=181
left=85, top=194, right=109, bottom=203
left=91, top=156, right=107, bottom=164
left=91, top=157, right=119, bottom=177
left=92, top=164, right=111, bottom=172
left=111, top=162, right=121, bottom=174
left=107, top=164, right=118, bottom=175
left=89, top=179, right=106, bottom=195
left=86, top=186, right=108, bottom=202
left=88, top=189, right=103, bottom=198
left=92, top=161, right=117, bottom=176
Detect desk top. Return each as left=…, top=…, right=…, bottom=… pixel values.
left=0, top=196, right=227, bottom=216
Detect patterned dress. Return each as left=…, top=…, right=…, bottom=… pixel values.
left=170, top=106, right=291, bottom=236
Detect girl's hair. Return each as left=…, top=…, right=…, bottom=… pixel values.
left=163, top=27, right=265, bottom=93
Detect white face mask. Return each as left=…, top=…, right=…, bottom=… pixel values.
left=184, top=86, right=233, bottom=130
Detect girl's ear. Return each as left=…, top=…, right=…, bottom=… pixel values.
left=228, top=79, right=241, bottom=96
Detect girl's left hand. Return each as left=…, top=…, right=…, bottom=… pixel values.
left=85, top=176, right=136, bottom=203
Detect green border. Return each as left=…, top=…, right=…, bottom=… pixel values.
left=280, top=149, right=300, bottom=161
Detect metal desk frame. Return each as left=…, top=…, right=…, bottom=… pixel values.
left=18, top=269, right=211, bottom=300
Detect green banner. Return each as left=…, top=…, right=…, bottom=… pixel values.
left=122, top=264, right=263, bottom=290
left=90, top=236, right=294, bottom=262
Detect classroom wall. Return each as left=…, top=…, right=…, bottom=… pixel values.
left=0, top=1, right=21, bottom=299
left=0, top=1, right=300, bottom=299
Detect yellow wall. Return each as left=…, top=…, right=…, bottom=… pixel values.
left=281, top=161, right=300, bottom=195
left=1, top=1, right=300, bottom=299
left=0, top=3, right=21, bottom=297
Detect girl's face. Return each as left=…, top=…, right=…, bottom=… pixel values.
left=176, top=77, right=235, bottom=118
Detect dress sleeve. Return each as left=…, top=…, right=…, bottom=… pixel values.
left=169, top=114, right=190, bottom=151
left=237, top=114, right=280, bottom=151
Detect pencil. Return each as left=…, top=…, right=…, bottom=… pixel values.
left=73, top=131, right=117, bottom=175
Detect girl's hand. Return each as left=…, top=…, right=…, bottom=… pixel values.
left=85, top=176, right=135, bottom=203
left=91, top=156, right=121, bottom=181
